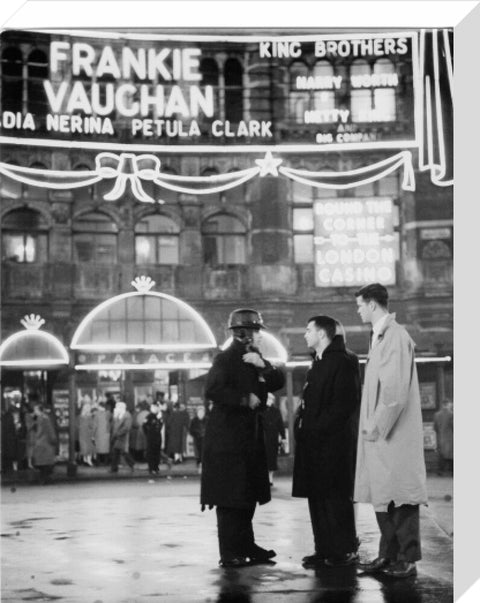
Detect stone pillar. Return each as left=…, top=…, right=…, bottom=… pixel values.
left=248, top=175, right=297, bottom=296
left=178, top=195, right=203, bottom=297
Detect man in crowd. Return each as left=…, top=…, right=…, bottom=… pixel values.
left=292, top=315, right=361, bottom=568
left=200, top=308, right=285, bottom=568
left=354, top=283, right=427, bottom=579
left=110, top=400, right=135, bottom=473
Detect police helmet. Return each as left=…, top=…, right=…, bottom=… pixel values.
left=227, top=308, right=266, bottom=330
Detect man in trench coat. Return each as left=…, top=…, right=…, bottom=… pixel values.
left=292, top=315, right=361, bottom=567
left=200, top=308, right=285, bottom=568
left=354, top=283, right=427, bottom=579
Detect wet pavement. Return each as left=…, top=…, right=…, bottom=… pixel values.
left=1, top=476, right=452, bottom=602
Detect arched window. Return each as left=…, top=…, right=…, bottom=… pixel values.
left=1, top=207, right=48, bottom=263
left=350, top=58, right=397, bottom=122
left=224, top=58, right=243, bottom=122
left=202, top=213, right=246, bottom=265
left=312, top=60, right=335, bottom=112
left=73, top=211, right=118, bottom=263
left=135, top=214, right=180, bottom=265
left=200, top=57, right=220, bottom=116
left=289, top=61, right=309, bottom=123
left=1, top=47, right=23, bottom=112
left=350, top=59, right=371, bottom=122
left=27, top=49, right=48, bottom=115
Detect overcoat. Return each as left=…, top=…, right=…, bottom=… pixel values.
left=92, top=408, right=111, bottom=455
left=262, top=405, right=285, bottom=471
left=78, top=414, right=95, bottom=456
left=200, top=339, right=285, bottom=509
left=165, top=409, right=190, bottom=455
left=111, top=412, right=132, bottom=452
left=354, top=313, right=428, bottom=512
left=433, top=408, right=453, bottom=459
left=32, top=414, right=57, bottom=466
left=292, top=335, right=361, bottom=499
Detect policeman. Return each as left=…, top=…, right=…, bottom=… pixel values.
left=200, top=308, right=285, bottom=568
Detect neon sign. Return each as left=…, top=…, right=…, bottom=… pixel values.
left=314, top=197, right=397, bottom=287
left=0, top=30, right=417, bottom=149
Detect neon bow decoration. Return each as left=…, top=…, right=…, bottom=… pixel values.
left=95, top=152, right=161, bottom=203
left=279, top=151, right=415, bottom=192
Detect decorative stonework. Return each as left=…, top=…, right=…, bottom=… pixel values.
left=131, top=275, right=155, bottom=293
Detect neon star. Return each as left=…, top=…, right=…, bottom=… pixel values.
left=255, top=151, right=282, bottom=177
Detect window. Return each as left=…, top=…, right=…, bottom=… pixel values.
left=293, top=207, right=314, bottom=263
left=73, top=212, right=118, bottom=263
left=27, top=49, right=48, bottom=115
left=1, top=47, right=23, bottom=113
left=2, top=208, right=48, bottom=263
left=224, top=58, right=243, bottom=122
left=202, top=213, right=246, bottom=265
left=135, top=214, right=180, bottom=265
left=200, top=57, right=220, bottom=118
left=289, top=60, right=336, bottom=124
left=350, top=58, right=397, bottom=122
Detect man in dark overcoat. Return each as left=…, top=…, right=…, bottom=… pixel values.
left=292, top=315, right=361, bottom=568
left=200, top=308, right=285, bottom=568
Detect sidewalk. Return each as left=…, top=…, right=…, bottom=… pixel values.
left=2, top=459, right=453, bottom=538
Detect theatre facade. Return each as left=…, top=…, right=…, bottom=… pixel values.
left=0, top=28, right=453, bottom=464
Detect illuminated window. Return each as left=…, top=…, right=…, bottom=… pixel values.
left=202, top=213, right=246, bottom=265
left=312, top=61, right=335, bottom=112
left=289, top=61, right=309, bottom=123
left=1, top=47, right=23, bottom=112
left=135, top=214, right=180, bottom=265
left=2, top=208, right=48, bottom=263
left=224, top=58, right=243, bottom=122
left=292, top=179, right=313, bottom=204
left=293, top=207, right=314, bottom=264
left=27, top=49, right=48, bottom=116
left=350, top=58, right=397, bottom=122
left=73, top=212, right=118, bottom=263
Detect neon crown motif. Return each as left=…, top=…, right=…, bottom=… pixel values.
left=20, top=314, right=46, bottom=330
left=131, top=275, right=156, bottom=293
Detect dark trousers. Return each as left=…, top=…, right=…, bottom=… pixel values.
left=376, top=502, right=421, bottom=562
left=146, top=441, right=161, bottom=472
left=308, top=496, right=357, bottom=558
left=110, top=448, right=135, bottom=471
left=216, top=505, right=256, bottom=560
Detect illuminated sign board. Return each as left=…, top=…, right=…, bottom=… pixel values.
left=75, top=350, right=214, bottom=370
left=313, top=197, right=397, bottom=287
left=0, top=30, right=418, bottom=150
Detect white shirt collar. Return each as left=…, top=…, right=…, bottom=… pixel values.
left=372, top=313, right=389, bottom=336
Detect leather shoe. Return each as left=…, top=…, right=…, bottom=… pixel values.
left=219, top=557, right=250, bottom=568
left=324, top=552, right=359, bottom=567
left=382, top=561, right=417, bottom=578
left=250, top=544, right=276, bottom=561
left=358, top=557, right=391, bottom=573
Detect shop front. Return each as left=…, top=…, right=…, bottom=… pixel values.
left=0, top=314, right=70, bottom=468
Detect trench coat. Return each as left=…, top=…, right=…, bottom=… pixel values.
left=200, top=339, right=285, bottom=509
left=92, top=409, right=111, bottom=455
left=292, top=335, right=361, bottom=500
left=32, top=414, right=57, bottom=467
left=434, top=408, right=453, bottom=459
left=354, top=313, right=428, bottom=512
left=111, top=412, right=132, bottom=452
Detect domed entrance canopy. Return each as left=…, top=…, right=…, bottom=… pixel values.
left=0, top=314, right=69, bottom=368
left=221, top=331, right=288, bottom=364
left=71, top=276, right=217, bottom=370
